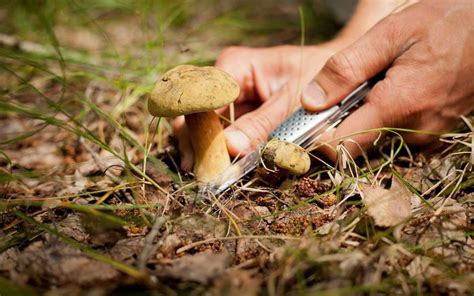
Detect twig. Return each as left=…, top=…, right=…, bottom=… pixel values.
left=211, top=197, right=242, bottom=236
left=176, top=235, right=300, bottom=254
left=137, top=216, right=168, bottom=270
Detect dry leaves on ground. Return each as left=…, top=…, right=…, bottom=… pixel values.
left=361, top=178, right=414, bottom=227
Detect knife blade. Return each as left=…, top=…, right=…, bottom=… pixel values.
left=202, top=79, right=377, bottom=195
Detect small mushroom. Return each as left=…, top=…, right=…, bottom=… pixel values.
left=148, top=65, right=239, bottom=182
left=261, top=139, right=311, bottom=175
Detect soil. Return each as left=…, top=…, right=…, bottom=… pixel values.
left=0, top=1, right=473, bottom=295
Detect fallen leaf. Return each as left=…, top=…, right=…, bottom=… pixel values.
left=418, top=198, right=467, bottom=256
left=158, top=234, right=182, bottom=258
left=55, top=214, right=90, bottom=243
left=406, top=256, right=434, bottom=279
left=155, top=251, right=230, bottom=284
left=5, top=143, right=63, bottom=170
left=361, top=178, right=412, bottom=227
left=4, top=237, right=120, bottom=287
left=109, top=237, right=144, bottom=264
left=254, top=206, right=273, bottom=223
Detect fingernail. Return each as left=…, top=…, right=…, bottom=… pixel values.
left=225, top=130, right=251, bottom=155
left=302, top=82, right=327, bottom=110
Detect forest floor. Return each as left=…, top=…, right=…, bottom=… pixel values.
left=0, top=1, right=473, bottom=295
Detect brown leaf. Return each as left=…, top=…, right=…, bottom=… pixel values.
left=156, top=251, right=230, bottom=284
left=361, top=179, right=412, bottom=227
left=55, top=214, right=89, bottom=243
left=6, top=143, right=63, bottom=170
left=109, top=237, right=144, bottom=264
left=4, top=238, right=120, bottom=287
left=406, top=256, right=434, bottom=279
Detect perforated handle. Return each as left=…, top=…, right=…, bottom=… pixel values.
left=269, top=105, right=339, bottom=143
left=269, top=81, right=372, bottom=147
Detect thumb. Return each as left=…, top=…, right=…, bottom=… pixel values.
left=224, top=94, right=294, bottom=156
left=301, top=15, right=410, bottom=111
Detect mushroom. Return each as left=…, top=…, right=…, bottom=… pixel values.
left=261, top=139, right=311, bottom=175
left=148, top=65, right=239, bottom=182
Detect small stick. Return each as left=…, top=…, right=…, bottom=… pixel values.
left=176, top=235, right=300, bottom=254
left=137, top=216, right=168, bottom=270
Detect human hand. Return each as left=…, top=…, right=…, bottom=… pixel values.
left=301, top=0, right=474, bottom=161
left=174, top=44, right=340, bottom=170
left=217, top=45, right=341, bottom=156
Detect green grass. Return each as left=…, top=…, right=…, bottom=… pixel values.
left=0, top=0, right=472, bottom=295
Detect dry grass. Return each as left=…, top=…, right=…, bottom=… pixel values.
left=0, top=1, right=473, bottom=295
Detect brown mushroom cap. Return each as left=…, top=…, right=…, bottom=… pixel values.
left=148, top=65, right=240, bottom=117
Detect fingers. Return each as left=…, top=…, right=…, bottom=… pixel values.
left=215, top=46, right=298, bottom=104
left=314, top=78, right=397, bottom=161
left=215, top=100, right=260, bottom=119
left=225, top=93, right=296, bottom=156
left=325, top=104, right=385, bottom=162
left=317, top=101, right=443, bottom=162
left=215, top=46, right=259, bottom=103
left=401, top=116, right=447, bottom=146
left=314, top=103, right=386, bottom=162
left=224, top=98, right=288, bottom=156
left=302, top=14, right=411, bottom=111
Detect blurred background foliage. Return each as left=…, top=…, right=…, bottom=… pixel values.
left=0, top=0, right=340, bottom=70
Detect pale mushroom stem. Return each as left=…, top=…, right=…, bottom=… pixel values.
left=185, top=111, right=231, bottom=182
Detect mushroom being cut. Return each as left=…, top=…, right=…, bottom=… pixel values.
left=261, top=139, right=311, bottom=175
left=148, top=65, right=240, bottom=182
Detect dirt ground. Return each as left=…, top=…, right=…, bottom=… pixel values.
left=0, top=1, right=473, bottom=295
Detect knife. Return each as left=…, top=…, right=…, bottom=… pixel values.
left=202, top=78, right=378, bottom=195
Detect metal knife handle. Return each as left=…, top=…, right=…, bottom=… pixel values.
left=269, top=81, right=373, bottom=146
